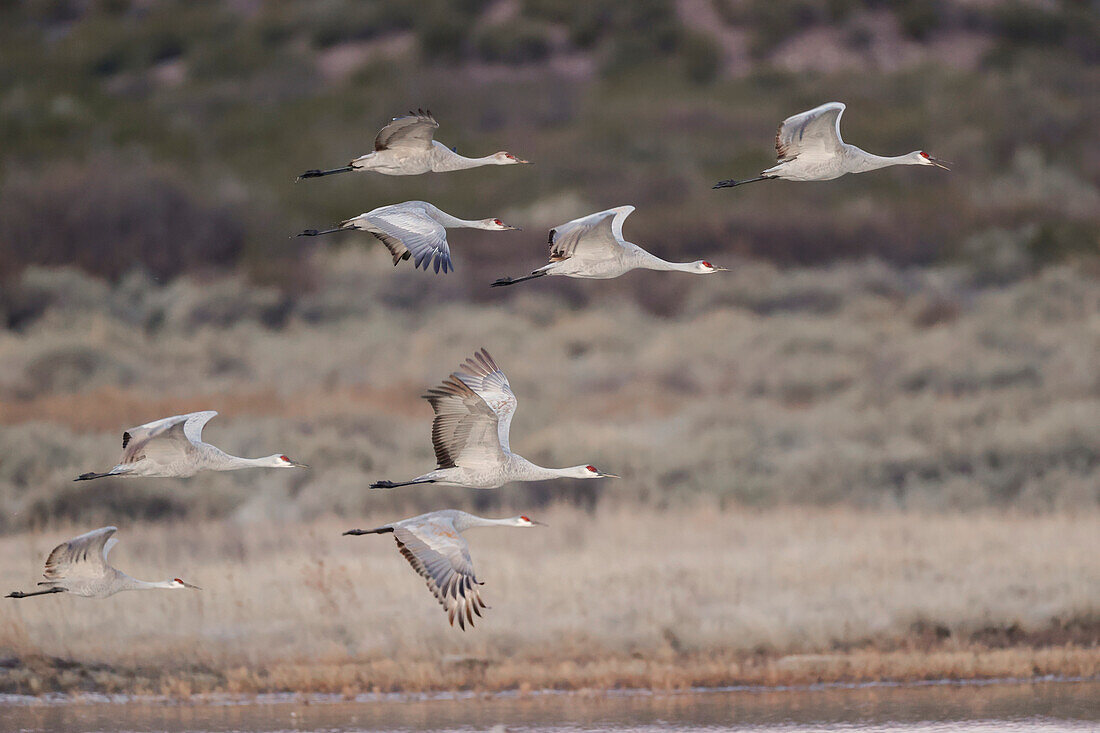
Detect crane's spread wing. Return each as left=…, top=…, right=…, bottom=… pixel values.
left=548, top=206, right=635, bottom=263
left=454, top=349, right=516, bottom=453
left=356, top=205, right=452, bottom=274
left=42, top=526, right=118, bottom=581
left=422, top=350, right=512, bottom=469
left=374, top=109, right=439, bottom=152
left=119, top=411, right=216, bottom=465
left=775, top=102, right=845, bottom=162
left=393, top=520, right=485, bottom=630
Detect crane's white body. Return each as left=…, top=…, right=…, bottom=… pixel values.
left=492, top=206, right=724, bottom=285
left=371, top=349, right=616, bottom=490
left=355, top=139, right=523, bottom=176
left=302, top=201, right=517, bottom=274
left=76, top=411, right=306, bottom=480
left=298, top=110, right=528, bottom=179
left=714, top=102, right=948, bottom=187
left=344, top=510, right=542, bottom=629
left=6, top=527, right=199, bottom=599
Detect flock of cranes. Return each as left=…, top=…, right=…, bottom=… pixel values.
left=7, top=103, right=946, bottom=627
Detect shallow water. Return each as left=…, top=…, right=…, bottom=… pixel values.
left=1, top=679, right=1097, bottom=732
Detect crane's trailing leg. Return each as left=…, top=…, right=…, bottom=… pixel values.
left=343, top=527, right=395, bottom=536
left=296, top=166, right=354, bottom=181
left=74, top=471, right=115, bottom=481
left=6, top=587, right=66, bottom=599
left=712, top=175, right=773, bottom=189
left=491, top=270, right=547, bottom=287
left=298, top=227, right=344, bottom=237
left=369, top=479, right=436, bottom=490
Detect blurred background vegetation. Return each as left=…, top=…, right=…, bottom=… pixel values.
left=0, top=0, right=1098, bottom=527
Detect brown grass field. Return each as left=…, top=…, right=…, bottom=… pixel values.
left=1, top=260, right=1098, bottom=696
left=1, top=506, right=1097, bottom=696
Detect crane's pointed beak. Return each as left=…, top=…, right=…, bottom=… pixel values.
left=530, top=519, right=548, bottom=526
left=929, top=156, right=951, bottom=170
left=183, top=581, right=202, bottom=590
left=291, top=460, right=310, bottom=469
left=599, top=472, right=620, bottom=479
left=504, top=224, right=522, bottom=231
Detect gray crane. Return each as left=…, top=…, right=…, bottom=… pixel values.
left=75, top=411, right=307, bottom=480
left=714, top=102, right=949, bottom=188
left=297, top=109, right=529, bottom=179
left=344, top=510, right=544, bottom=629
left=299, top=201, right=519, bottom=274
left=370, top=349, right=617, bottom=490
left=6, top=527, right=200, bottom=599
left=492, top=206, right=726, bottom=286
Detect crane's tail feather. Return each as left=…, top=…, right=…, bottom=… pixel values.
left=296, top=166, right=354, bottom=181
left=74, top=471, right=115, bottom=481
left=369, top=479, right=436, bottom=490
left=491, top=270, right=547, bottom=287
left=6, top=587, right=66, bottom=599
left=712, top=175, right=772, bottom=189
left=343, top=526, right=395, bottom=536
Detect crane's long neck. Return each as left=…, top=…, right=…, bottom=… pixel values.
left=635, top=250, right=697, bottom=272
left=430, top=147, right=499, bottom=173
left=452, top=514, right=522, bottom=531
left=439, top=211, right=483, bottom=229
left=847, top=148, right=918, bottom=172
left=209, top=450, right=281, bottom=471
left=511, top=456, right=588, bottom=481
left=120, top=574, right=175, bottom=591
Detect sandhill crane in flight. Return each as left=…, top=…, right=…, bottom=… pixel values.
left=299, top=201, right=519, bottom=274
left=713, top=102, right=949, bottom=188
left=297, top=109, right=529, bottom=180
left=75, top=411, right=307, bottom=480
left=491, top=206, right=726, bottom=286
left=6, top=527, right=200, bottom=599
left=370, top=349, right=617, bottom=489
left=344, top=510, right=544, bottom=629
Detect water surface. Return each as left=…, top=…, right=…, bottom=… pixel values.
left=2, top=678, right=1097, bottom=732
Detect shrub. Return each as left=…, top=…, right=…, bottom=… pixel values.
left=476, top=22, right=553, bottom=65
left=0, top=154, right=245, bottom=283
left=680, top=31, right=722, bottom=85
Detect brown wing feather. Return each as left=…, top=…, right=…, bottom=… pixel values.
left=775, top=123, right=791, bottom=161
left=422, top=376, right=487, bottom=469
left=373, top=109, right=438, bottom=152
left=43, top=527, right=116, bottom=581
left=368, top=230, right=413, bottom=265
left=393, top=528, right=485, bottom=630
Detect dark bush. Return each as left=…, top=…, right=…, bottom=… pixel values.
left=476, top=22, right=552, bottom=65
left=680, top=31, right=722, bottom=85
left=897, top=0, right=943, bottom=40
left=417, top=10, right=468, bottom=63
left=0, top=155, right=244, bottom=283
left=993, top=2, right=1068, bottom=46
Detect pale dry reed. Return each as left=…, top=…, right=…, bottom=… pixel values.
left=0, top=506, right=1097, bottom=694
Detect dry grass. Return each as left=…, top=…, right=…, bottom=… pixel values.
left=0, top=506, right=1097, bottom=695
left=1, top=259, right=1099, bottom=527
